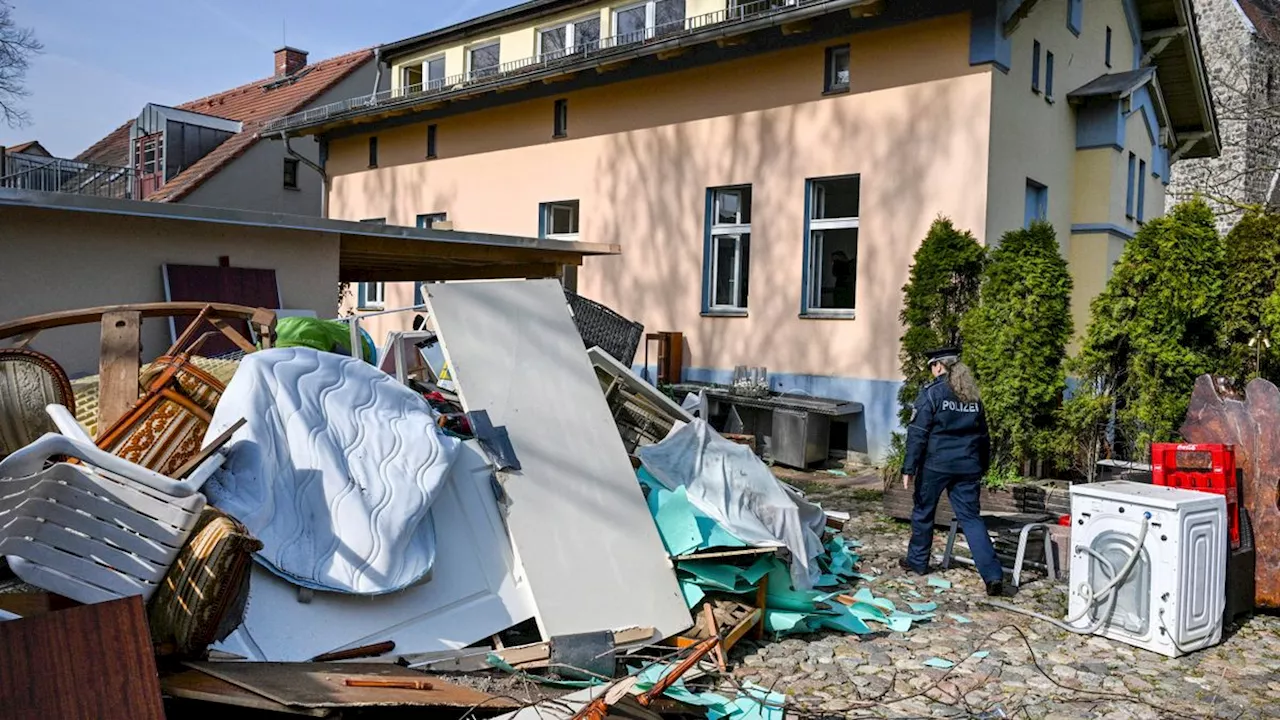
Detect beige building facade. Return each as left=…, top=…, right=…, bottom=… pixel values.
left=269, top=0, right=1217, bottom=459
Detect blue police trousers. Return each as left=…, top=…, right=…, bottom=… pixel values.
left=907, top=469, right=1003, bottom=585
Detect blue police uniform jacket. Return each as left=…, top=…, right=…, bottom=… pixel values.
left=902, top=377, right=991, bottom=477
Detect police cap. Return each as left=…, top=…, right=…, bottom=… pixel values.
left=926, top=347, right=959, bottom=365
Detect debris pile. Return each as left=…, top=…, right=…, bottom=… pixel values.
left=0, top=281, right=919, bottom=719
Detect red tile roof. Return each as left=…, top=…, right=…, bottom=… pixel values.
left=76, top=48, right=374, bottom=203
left=6, top=140, right=48, bottom=156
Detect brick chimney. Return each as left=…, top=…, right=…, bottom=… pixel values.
left=274, top=47, right=308, bottom=77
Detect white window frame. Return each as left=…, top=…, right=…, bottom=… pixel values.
left=360, top=282, right=386, bottom=309
left=422, top=54, right=447, bottom=90
left=613, top=0, right=683, bottom=43
left=401, top=64, right=423, bottom=93
left=708, top=187, right=751, bottom=312
left=543, top=200, right=580, bottom=240
left=466, top=41, right=501, bottom=81
left=805, top=177, right=859, bottom=316
left=536, top=14, right=600, bottom=59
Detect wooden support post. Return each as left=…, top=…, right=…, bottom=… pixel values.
left=97, top=311, right=142, bottom=436
left=701, top=603, right=727, bottom=672
left=753, top=574, right=769, bottom=640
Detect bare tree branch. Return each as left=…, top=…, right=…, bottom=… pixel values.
left=0, top=1, right=42, bottom=128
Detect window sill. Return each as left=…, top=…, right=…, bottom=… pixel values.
left=368, top=165, right=378, bottom=170
left=426, top=154, right=438, bottom=160
left=1045, top=95, right=1055, bottom=105
left=552, top=134, right=568, bottom=140
left=800, top=310, right=856, bottom=320
left=823, top=85, right=850, bottom=96
left=283, top=185, right=301, bottom=192
left=702, top=309, right=748, bottom=318
left=356, top=305, right=385, bottom=312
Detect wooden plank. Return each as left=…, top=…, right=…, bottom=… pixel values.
left=185, top=662, right=516, bottom=710
left=0, top=592, right=80, bottom=619
left=612, top=626, right=657, bottom=645
left=722, top=608, right=763, bottom=652
left=0, top=596, right=165, bottom=720
left=161, top=670, right=327, bottom=717
left=702, top=603, right=727, bottom=672
left=206, top=317, right=258, bottom=354
left=171, top=417, right=246, bottom=479
left=0, top=302, right=267, bottom=342
left=425, top=280, right=692, bottom=641
left=674, top=547, right=777, bottom=561
left=96, top=310, right=141, bottom=435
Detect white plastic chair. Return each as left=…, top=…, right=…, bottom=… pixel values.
left=42, top=404, right=225, bottom=490
left=0, top=432, right=207, bottom=604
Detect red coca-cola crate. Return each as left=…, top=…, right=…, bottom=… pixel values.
left=1150, top=443, right=1240, bottom=548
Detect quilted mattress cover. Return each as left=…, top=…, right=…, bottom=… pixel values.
left=204, top=347, right=459, bottom=595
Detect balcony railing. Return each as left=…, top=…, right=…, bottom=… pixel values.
left=0, top=155, right=138, bottom=200
left=264, top=0, right=826, bottom=133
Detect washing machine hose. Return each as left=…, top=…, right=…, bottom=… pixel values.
left=981, top=512, right=1151, bottom=635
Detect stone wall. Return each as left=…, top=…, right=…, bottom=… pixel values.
left=1169, top=0, right=1258, bottom=234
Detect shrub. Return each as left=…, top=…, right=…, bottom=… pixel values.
left=1219, top=210, right=1280, bottom=383
left=897, top=217, right=985, bottom=424
left=962, top=221, right=1073, bottom=467
left=1061, top=199, right=1224, bottom=462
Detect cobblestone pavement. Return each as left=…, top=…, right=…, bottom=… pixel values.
left=726, top=473, right=1280, bottom=720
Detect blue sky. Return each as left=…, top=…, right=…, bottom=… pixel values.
left=0, top=0, right=515, bottom=157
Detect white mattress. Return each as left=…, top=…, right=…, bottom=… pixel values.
left=204, top=347, right=458, bottom=595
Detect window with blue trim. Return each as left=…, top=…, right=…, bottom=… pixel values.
left=1105, top=27, right=1113, bottom=68
left=357, top=282, right=386, bottom=309
left=1126, top=152, right=1137, bottom=219
left=803, top=176, right=860, bottom=314
left=1032, top=40, right=1041, bottom=93
left=705, top=186, right=751, bottom=312
left=416, top=212, right=447, bottom=228
left=1045, top=51, right=1055, bottom=100
left=1068, top=0, right=1082, bottom=35
left=1024, top=179, right=1048, bottom=227
left=1137, top=159, right=1147, bottom=222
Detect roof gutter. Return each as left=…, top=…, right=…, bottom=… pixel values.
left=282, top=0, right=875, bottom=135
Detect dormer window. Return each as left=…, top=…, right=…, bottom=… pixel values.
left=538, top=15, right=602, bottom=59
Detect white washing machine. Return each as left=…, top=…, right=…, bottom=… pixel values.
left=1068, top=481, right=1225, bottom=657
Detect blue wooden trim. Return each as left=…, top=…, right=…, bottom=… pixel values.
left=1071, top=223, right=1135, bottom=239
left=537, top=202, right=547, bottom=238
left=800, top=179, right=813, bottom=314
left=1045, top=50, right=1055, bottom=98
left=1125, top=152, right=1136, bottom=218
left=1076, top=100, right=1124, bottom=149
left=1068, top=0, right=1082, bottom=36
left=1130, top=85, right=1167, bottom=180
left=969, top=0, right=1012, bottom=72
left=1122, top=0, right=1142, bottom=70
left=413, top=281, right=424, bottom=306
left=1024, top=179, right=1048, bottom=228
left=357, top=282, right=368, bottom=308
left=1137, top=159, right=1147, bottom=222
left=700, top=189, right=714, bottom=314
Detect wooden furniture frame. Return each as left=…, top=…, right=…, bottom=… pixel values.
left=0, top=303, right=275, bottom=433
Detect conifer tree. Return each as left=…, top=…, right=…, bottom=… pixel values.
left=962, top=221, right=1072, bottom=466
left=1061, top=199, right=1224, bottom=462
left=896, top=218, right=985, bottom=424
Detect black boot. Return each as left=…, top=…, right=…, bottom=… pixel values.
left=985, top=580, right=1004, bottom=597
left=898, top=557, right=929, bottom=576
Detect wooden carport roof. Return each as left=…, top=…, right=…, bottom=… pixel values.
left=0, top=189, right=619, bottom=283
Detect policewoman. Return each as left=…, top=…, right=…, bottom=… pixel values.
left=899, top=348, right=1003, bottom=597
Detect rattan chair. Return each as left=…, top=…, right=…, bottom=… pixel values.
left=0, top=348, right=75, bottom=457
